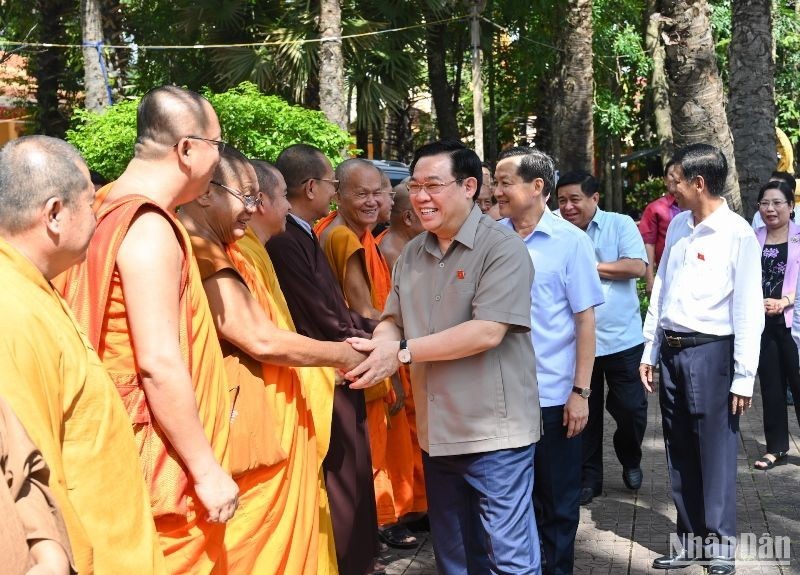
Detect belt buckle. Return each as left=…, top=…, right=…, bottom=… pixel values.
left=666, top=335, right=682, bottom=348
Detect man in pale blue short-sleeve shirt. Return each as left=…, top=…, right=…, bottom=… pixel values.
left=557, top=171, right=649, bottom=506
left=496, top=148, right=603, bottom=575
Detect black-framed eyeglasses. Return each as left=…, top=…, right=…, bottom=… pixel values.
left=175, top=136, right=228, bottom=154
left=210, top=180, right=261, bottom=209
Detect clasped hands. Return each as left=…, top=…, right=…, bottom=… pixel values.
left=340, top=337, right=401, bottom=390
left=764, top=297, right=790, bottom=316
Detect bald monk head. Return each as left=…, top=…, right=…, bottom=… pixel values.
left=114, top=85, right=223, bottom=209
left=0, top=136, right=96, bottom=278
left=250, top=159, right=291, bottom=242
left=181, top=146, right=259, bottom=246
left=333, top=158, right=383, bottom=235
left=389, top=177, right=425, bottom=239
left=275, top=143, right=338, bottom=224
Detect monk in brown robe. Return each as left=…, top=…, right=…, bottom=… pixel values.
left=59, top=87, right=237, bottom=575
left=266, top=144, right=380, bottom=575
left=0, top=397, right=72, bottom=575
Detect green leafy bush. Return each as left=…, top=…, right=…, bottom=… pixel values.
left=625, top=176, right=666, bottom=217
left=66, top=82, right=354, bottom=180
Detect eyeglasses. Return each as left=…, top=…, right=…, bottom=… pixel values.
left=175, top=136, right=228, bottom=154
left=211, top=180, right=262, bottom=209
left=407, top=179, right=463, bottom=196
left=758, top=199, right=790, bottom=209
left=385, top=191, right=397, bottom=200
left=308, top=177, right=339, bottom=192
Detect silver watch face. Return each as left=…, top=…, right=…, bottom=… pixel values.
left=398, top=348, right=412, bottom=364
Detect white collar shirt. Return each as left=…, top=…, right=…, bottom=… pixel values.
left=642, top=200, right=764, bottom=396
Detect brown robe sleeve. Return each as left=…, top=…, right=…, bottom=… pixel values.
left=0, top=397, right=73, bottom=574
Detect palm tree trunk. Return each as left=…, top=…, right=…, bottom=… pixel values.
left=644, top=1, right=673, bottom=165
left=82, top=0, right=109, bottom=113
left=425, top=17, right=459, bottom=140
left=319, top=0, right=346, bottom=130
left=552, top=0, right=594, bottom=173
left=661, top=0, right=742, bottom=213
left=34, top=0, right=72, bottom=136
left=728, top=0, right=775, bottom=221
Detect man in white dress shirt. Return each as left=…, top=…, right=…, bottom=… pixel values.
left=640, top=144, right=763, bottom=575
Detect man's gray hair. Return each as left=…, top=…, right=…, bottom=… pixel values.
left=0, top=136, right=89, bottom=233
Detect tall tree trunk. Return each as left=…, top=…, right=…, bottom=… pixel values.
left=82, top=0, right=109, bottom=113
left=318, top=0, right=346, bottom=130
left=645, top=2, right=673, bottom=165
left=552, top=0, right=594, bottom=173
left=661, top=0, right=742, bottom=213
left=34, top=0, right=72, bottom=136
left=728, top=0, right=775, bottom=221
left=425, top=17, right=459, bottom=140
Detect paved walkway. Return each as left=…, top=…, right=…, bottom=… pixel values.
left=382, top=379, right=800, bottom=574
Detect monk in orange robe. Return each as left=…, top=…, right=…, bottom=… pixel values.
left=315, top=159, right=418, bottom=549
left=59, top=87, right=238, bottom=575
left=377, top=180, right=429, bottom=520
left=0, top=135, right=165, bottom=574
left=241, top=159, right=338, bottom=575
left=180, top=149, right=368, bottom=574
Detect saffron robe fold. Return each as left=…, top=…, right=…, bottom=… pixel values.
left=267, top=216, right=379, bottom=575
left=58, top=194, right=231, bottom=575
left=238, top=228, right=338, bottom=574
left=193, top=233, right=326, bottom=574
left=0, top=238, right=165, bottom=575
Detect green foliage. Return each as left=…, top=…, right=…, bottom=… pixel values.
left=774, top=5, right=800, bottom=149
left=66, top=99, right=139, bottom=180
left=65, top=82, right=353, bottom=179
left=624, top=176, right=666, bottom=216
left=636, top=277, right=650, bottom=321
left=205, top=82, right=354, bottom=162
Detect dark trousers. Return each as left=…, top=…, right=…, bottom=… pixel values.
left=582, top=343, right=647, bottom=491
left=423, top=445, right=540, bottom=575
left=534, top=405, right=581, bottom=575
left=660, top=337, right=738, bottom=559
left=758, top=322, right=800, bottom=453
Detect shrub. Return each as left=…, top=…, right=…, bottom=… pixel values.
left=66, top=82, right=354, bottom=180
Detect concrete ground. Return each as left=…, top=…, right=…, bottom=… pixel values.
left=382, top=378, right=800, bottom=574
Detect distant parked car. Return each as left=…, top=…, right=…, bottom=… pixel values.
left=367, top=159, right=410, bottom=187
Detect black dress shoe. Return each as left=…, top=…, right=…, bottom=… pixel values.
left=706, top=558, right=735, bottom=575
left=622, top=467, right=643, bottom=490
left=652, top=549, right=701, bottom=569
left=579, top=486, right=598, bottom=505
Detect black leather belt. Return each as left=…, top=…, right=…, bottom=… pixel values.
left=663, top=330, right=733, bottom=349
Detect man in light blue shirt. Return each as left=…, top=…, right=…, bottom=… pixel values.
left=496, top=148, right=603, bottom=575
left=557, top=171, right=649, bottom=506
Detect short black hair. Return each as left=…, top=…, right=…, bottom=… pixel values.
left=250, top=159, right=281, bottom=201
left=556, top=170, right=599, bottom=197
left=410, top=140, right=482, bottom=200
left=275, top=143, right=329, bottom=196
left=770, top=171, right=797, bottom=194
left=497, top=146, right=556, bottom=197
left=672, top=144, right=728, bottom=197
left=89, top=169, right=108, bottom=187
left=757, top=180, right=794, bottom=205
left=663, top=158, right=676, bottom=178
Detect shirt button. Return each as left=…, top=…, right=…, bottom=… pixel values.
left=434, top=295, right=441, bottom=301
left=429, top=394, right=435, bottom=402
left=439, top=262, right=445, bottom=268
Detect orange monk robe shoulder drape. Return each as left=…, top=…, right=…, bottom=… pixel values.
left=58, top=194, right=231, bottom=575
left=0, top=238, right=166, bottom=575
left=238, top=228, right=338, bottom=575
left=192, top=232, right=324, bottom=575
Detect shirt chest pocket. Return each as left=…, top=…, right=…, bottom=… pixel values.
left=688, top=256, right=730, bottom=299
left=594, top=245, right=619, bottom=264
left=435, top=282, right=476, bottom=330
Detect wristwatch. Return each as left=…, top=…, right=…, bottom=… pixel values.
left=397, top=339, right=412, bottom=365
left=572, top=386, right=591, bottom=399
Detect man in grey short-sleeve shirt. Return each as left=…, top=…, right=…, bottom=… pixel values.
left=347, top=140, right=541, bottom=574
